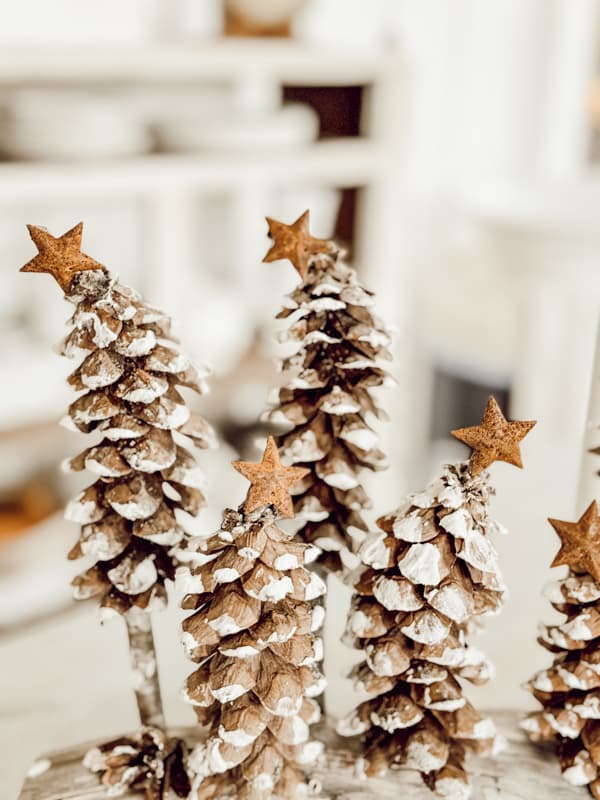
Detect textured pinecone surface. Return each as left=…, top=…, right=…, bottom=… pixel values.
left=265, top=251, right=392, bottom=574
left=339, top=462, right=507, bottom=800
left=84, top=727, right=190, bottom=799
left=178, top=505, right=326, bottom=800
left=61, top=268, right=215, bottom=615
left=522, top=572, right=600, bottom=797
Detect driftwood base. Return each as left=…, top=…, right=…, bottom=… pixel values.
left=18, top=711, right=575, bottom=800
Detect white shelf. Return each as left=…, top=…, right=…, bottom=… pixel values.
left=0, top=139, right=387, bottom=200
left=0, top=40, right=398, bottom=86
left=0, top=349, right=69, bottom=431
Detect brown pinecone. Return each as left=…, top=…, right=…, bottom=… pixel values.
left=61, top=267, right=215, bottom=616
left=338, top=462, right=505, bottom=800
left=522, top=572, right=600, bottom=797
left=178, top=505, right=326, bottom=800
left=84, top=727, right=191, bottom=799
left=265, top=248, right=392, bottom=575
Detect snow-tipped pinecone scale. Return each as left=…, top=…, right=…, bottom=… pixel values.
left=61, top=268, right=215, bottom=615
left=178, top=502, right=327, bottom=800
left=84, top=727, right=191, bottom=799
left=339, top=462, right=507, bottom=800
left=266, top=249, right=393, bottom=575
left=522, top=571, right=600, bottom=797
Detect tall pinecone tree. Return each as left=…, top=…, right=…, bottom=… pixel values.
left=177, top=437, right=326, bottom=800
left=338, top=397, right=535, bottom=800
left=20, top=222, right=215, bottom=799
left=522, top=500, right=600, bottom=798
left=263, top=210, right=392, bottom=575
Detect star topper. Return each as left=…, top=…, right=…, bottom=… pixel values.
left=263, top=209, right=335, bottom=280
left=549, top=501, right=600, bottom=581
left=451, top=395, right=536, bottom=477
left=20, top=222, right=105, bottom=293
left=233, top=436, right=309, bottom=518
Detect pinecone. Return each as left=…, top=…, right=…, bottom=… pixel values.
left=338, top=462, right=506, bottom=800
left=61, top=267, right=216, bottom=616
left=522, top=571, right=600, bottom=797
left=178, top=497, right=326, bottom=799
left=84, top=727, right=191, bottom=799
left=265, top=246, right=392, bottom=575
left=19, top=223, right=216, bottom=798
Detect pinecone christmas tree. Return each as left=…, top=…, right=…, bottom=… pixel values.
left=338, top=396, right=535, bottom=800
left=263, top=210, right=392, bottom=575
left=20, top=222, right=215, bottom=799
left=522, top=500, right=600, bottom=797
left=177, top=436, right=327, bottom=800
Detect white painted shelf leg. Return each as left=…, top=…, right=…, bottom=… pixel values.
left=577, top=316, right=600, bottom=514
left=140, top=191, right=198, bottom=322
left=356, top=59, right=415, bottom=501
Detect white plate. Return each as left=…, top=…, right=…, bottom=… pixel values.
left=0, top=89, right=151, bottom=160
left=156, top=102, right=319, bottom=154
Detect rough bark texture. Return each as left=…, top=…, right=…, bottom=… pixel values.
left=265, top=248, right=392, bottom=575
left=339, top=462, right=508, bottom=800
left=522, top=569, right=600, bottom=798
left=178, top=505, right=327, bottom=800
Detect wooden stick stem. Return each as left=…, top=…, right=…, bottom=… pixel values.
left=125, top=609, right=165, bottom=730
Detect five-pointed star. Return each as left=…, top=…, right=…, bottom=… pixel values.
left=233, top=436, right=309, bottom=518
left=549, top=501, right=600, bottom=581
left=451, top=395, right=536, bottom=477
left=20, top=222, right=105, bottom=292
left=263, top=209, right=334, bottom=280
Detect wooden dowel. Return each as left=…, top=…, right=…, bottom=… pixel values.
left=125, top=609, right=165, bottom=730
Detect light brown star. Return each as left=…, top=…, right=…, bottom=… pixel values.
left=20, top=222, right=105, bottom=293
left=549, top=501, right=600, bottom=581
left=451, top=395, right=536, bottom=477
left=232, top=436, right=309, bottom=518
left=263, top=210, right=334, bottom=280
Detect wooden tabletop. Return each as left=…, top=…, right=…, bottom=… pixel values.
left=17, top=711, right=575, bottom=800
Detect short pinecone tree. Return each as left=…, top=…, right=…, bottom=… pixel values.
left=178, top=437, right=326, bottom=800
left=263, top=211, right=392, bottom=575
left=338, top=397, right=535, bottom=800
left=522, top=500, right=600, bottom=798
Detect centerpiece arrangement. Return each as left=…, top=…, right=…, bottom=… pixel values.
left=16, top=214, right=556, bottom=800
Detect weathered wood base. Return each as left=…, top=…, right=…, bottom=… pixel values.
left=18, top=711, right=576, bottom=800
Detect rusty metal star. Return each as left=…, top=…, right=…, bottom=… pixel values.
left=451, top=395, right=536, bottom=477
left=263, top=210, right=335, bottom=280
left=233, top=436, right=309, bottom=518
left=549, top=501, right=600, bottom=581
left=20, top=222, right=105, bottom=292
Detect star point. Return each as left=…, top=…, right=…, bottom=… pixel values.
left=549, top=501, right=600, bottom=580
left=263, top=210, right=334, bottom=280
left=232, top=436, right=309, bottom=518
left=451, top=395, right=536, bottom=476
left=20, top=222, right=105, bottom=292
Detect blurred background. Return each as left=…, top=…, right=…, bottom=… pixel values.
left=3, top=0, right=600, bottom=794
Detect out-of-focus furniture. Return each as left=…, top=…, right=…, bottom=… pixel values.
left=223, top=0, right=306, bottom=37
left=0, top=39, right=407, bottom=422
left=460, top=177, right=600, bottom=448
